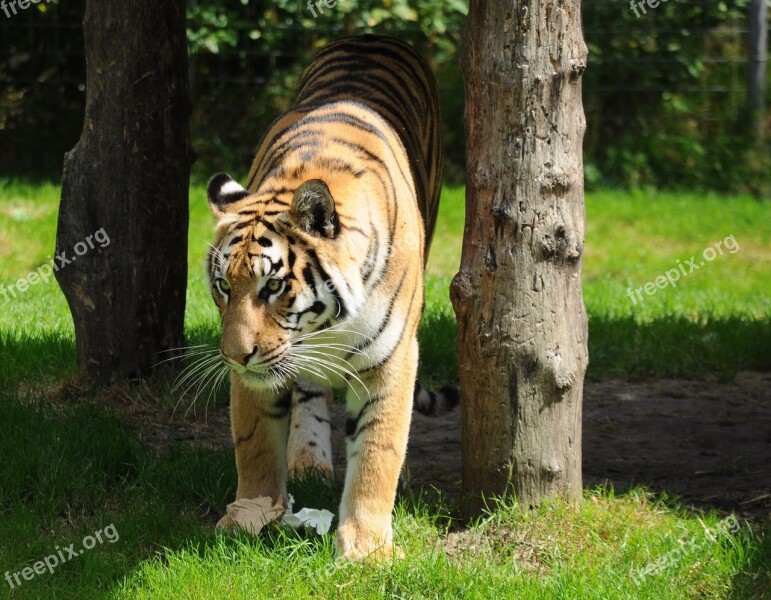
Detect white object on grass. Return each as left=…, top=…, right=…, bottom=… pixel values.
left=281, top=507, right=334, bottom=535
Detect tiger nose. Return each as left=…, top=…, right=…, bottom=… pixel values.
left=221, top=346, right=258, bottom=366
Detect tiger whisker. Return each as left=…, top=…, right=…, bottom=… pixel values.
left=284, top=354, right=331, bottom=384
left=291, top=354, right=367, bottom=400
left=292, top=347, right=363, bottom=377
left=184, top=359, right=228, bottom=418
left=205, top=241, right=227, bottom=272
left=154, top=347, right=219, bottom=368
left=206, top=365, right=230, bottom=413
left=293, top=322, right=373, bottom=343
left=170, top=354, right=224, bottom=417
left=157, top=344, right=212, bottom=355
left=296, top=342, right=367, bottom=356
left=171, top=352, right=222, bottom=394
left=176, top=356, right=222, bottom=402
left=290, top=353, right=369, bottom=401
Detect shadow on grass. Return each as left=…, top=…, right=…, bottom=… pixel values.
left=0, top=385, right=364, bottom=596
left=588, top=314, right=771, bottom=380
left=0, top=392, right=334, bottom=596
left=2, top=379, right=768, bottom=597
left=0, top=330, right=76, bottom=388
left=417, top=311, right=770, bottom=382
left=2, top=312, right=767, bottom=391
left=0, top=326, right=221, bottom=389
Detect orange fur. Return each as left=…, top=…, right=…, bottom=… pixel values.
left=206, top=36, right=442, bottom=560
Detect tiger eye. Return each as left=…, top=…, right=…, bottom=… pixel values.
left=218, top=278, right=230, bottom=293
left=266, top=279, right=282, bottom=293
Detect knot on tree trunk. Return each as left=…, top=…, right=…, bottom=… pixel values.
left=450, top=271, right=475, bottom=316
left=539, top=162, right=571, bottom=195
left=541, top=459, right=563, bottom=480
left=544, top=350, right=576, bottom=396
left=536, top=209, right=583, bottom=264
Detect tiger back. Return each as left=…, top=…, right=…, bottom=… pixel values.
left=247, top=35, right=442, bottom=252
left=205, top=35, right=446, bottom=560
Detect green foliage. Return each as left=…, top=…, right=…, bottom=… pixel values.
left=583, top=0, right=770, bottom=194
left=1, top=0, right=766, bottom=193
left=185, top=0, right=468, bottom=181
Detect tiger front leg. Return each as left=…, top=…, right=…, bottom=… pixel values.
left=335, top=340, right=417, bottom=561
left=217, top=374, right=290, bottom=530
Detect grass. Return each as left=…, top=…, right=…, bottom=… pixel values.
left=0, top=397, right=768, bottom=599
left=0, top=179, right=769, bottom=598
left=0, top=182, right=768, bottom=386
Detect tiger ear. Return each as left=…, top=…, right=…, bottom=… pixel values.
left=207, top=173, right=249, bottom=220
left=291, top=179, right=339, bottom=238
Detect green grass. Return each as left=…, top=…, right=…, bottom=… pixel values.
left=0, top=179, right=769, bottom=598
left=0, top=395, right=768, bottom=599
left=425, top=187, right=770, bottom=380
left=1, top=181, right=768, bottom=384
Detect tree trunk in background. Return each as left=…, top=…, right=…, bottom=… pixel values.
left=451, top=0, right=589, bottom=514
left=56, top=0, right=193, bottom=381
left=747, top=0, right=767, bottom=146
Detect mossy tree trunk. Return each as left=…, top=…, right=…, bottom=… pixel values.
left=451, top=0, right=589, bottom=514
left=55, top=0, right=193, bottom=380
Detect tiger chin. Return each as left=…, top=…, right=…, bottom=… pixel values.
left=203, top=35, right=456, bottom=561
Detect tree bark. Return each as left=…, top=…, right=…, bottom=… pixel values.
left=56, top=0, right=193, bottom=380
left=451, top=0, right=589, bottom=514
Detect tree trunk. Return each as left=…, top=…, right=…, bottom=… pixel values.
left=451, top=0, right=589, bottom=514
left=747, top=0, right=767, bottom=146
left=56, top=0, right=193, bottom=381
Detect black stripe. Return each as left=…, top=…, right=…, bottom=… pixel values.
left=289, top=300, right=328, bottom=323
left=248, top=128, right=322, bottom=189
left=357, top=283, right=418, bottom=375
left=306, top=249, right=348, bottom=319
left=262, top=391, right=292, bottom=419
left=361, top=224, right=379, bottom=282
left=294, top=387, right=323, bottom=404
left=270, top=315, right=299, bottom=331
left=302, top=263, right=317, bottom=296
left=235, top=416, right=259, bottom=446
left=349, top=270, right=407, bottom=357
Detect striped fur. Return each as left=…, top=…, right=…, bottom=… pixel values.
left=208, top=36, right=447, bottom=560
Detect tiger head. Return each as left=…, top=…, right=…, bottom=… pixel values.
left=205, top=173, right=364, bottom=392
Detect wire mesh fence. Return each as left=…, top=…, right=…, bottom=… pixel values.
left=0, top=0, right=767, bottom=191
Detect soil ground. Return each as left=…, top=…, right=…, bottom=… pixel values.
left=124, top=371, right=771, bottom=521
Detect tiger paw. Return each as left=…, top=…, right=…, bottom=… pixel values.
left=334, top=519, right=404, bottom=562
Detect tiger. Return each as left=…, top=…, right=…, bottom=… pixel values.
left=205, top=35, right=456, bottom=560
